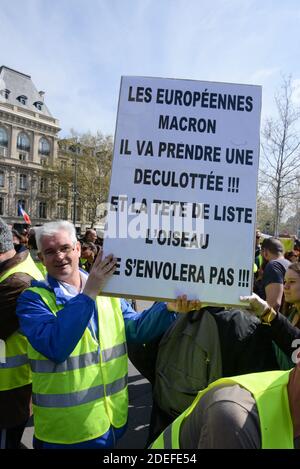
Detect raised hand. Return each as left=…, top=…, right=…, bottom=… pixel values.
left=239, top=293, right=269, bottom=317
left=83, top=249, right=117, bottom=300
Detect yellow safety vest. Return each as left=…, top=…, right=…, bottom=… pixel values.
left=0, top=254, right=44, bottom=390
left=35, top=261, right=47, bottom=278
left=27, top=287, right=128, bottom=444
left=150, top=370, right=294, bottom=449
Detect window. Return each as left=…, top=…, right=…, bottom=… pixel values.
left=17, top=95, right=27, bottom=105
left=58, top=183, right=67, bottom=197
left=0, top=170, right=4, bottom=187
left=40, top=177, right=47, bottom=192
left=0, top=127, right=8, bottom=147
left=39, top=202, right=47, bottom=219
left=0, top=197, right=3, bottom=215
left=0, top=89, right=10, bottom=100
left=38, top=138, right=50, bottom=156
left=69, top=144, right=81, bottom=154
left=19, top=174, right=27, bottom=190
left=87, top=209, right=94, bottom=222
left=57, top=203, right=67, bottom=219
left=34, top=101, right=43, bottom=111
left=17, top=133, right=30, bottom=152
left=18, top=199, right=26, bottom=211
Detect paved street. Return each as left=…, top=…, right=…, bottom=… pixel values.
left=22, top=300, right=154, bottom=449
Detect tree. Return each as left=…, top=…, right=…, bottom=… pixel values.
left=256, top=195, right=276, bottom=234
left=259, top=76, right=300, bottom=236
left=54, top=131, right=113, bottom=228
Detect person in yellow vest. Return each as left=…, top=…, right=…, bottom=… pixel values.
left=150, top=365, right=300, bottom=449
left=79, top=242, right=97, bottom=273
left=150, top=292, right=300, bottom=449
left=0, top=218, right=44, bottom=449
left=16, top=220, right=200, bottom=449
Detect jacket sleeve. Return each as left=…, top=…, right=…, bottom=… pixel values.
left=121, top=299, right=177, bottom=343
left=0, top=273, right=33, bottom=341
left=270, top=312, right=300, bottom=357
left=16, top=290, right=96, bottom=363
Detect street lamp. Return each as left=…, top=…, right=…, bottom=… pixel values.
left=72, top=148, right=78, bottom=227
left=69, top=139, right=80, bottom=228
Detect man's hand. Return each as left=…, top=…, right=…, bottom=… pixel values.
left=239, top=293, right=269, bottom=317
left=167, top=295, right=202, bottom=314
left=83, top=249, right=117, bottom=300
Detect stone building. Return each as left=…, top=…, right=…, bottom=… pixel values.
left=0, top=65, right=60, bottom=226
left=0, top=65, right=108, bottom=235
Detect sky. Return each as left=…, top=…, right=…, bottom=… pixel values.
left=1, top=0, right=300, bottom=137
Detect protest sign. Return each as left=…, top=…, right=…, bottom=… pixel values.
left=102, top=76, right=262, bottom=306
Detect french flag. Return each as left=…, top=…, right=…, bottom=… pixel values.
left=18, top=203, right=31, bottom=225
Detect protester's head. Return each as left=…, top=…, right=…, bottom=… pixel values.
left=35, top=221, right=81, bottom=282
left=261, top=237, right=284, bottom=261
left=285, top=250, right=299, bottom=263
left=294, top=238, right=300, bottom=250
left=27, top=229, right=38, bottom=250
left=12, top=228, right=28, bottom=246
left=81, top=242, right=97, bottom=262
left=283, top=262, right=300, bottom=311
left=84, top=229, right=97, bottom=243
left=0, top=218, right=14, bottom=255
left=12, top=229, right=21, bottom=245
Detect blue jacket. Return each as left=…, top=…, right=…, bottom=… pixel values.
left=16, top=273, right=176, bottom=449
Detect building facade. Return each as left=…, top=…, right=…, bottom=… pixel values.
left=0, top=65, right=60, bottom=226
left=0, top=65, right=107, bottom=235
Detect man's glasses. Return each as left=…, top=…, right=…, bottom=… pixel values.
left=42, top=245, right=75, bottom=258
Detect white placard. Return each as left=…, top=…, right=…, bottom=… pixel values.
left=102, top=76, right=262, bottom=306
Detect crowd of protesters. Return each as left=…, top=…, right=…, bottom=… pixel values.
left=1, top=217, right=300, bottom=449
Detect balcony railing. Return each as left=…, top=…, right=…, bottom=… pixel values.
left=0, top=146, right=8, bottom=157
left=38, top=150, right=50, bottom=156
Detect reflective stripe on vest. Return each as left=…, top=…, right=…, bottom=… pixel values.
left=0, top=354, right=29, bottom=368
left=29, top=344, right=127, bottom=373
left=26, top=287, right=128, bottom=445
left=102, top=343, right=127, bottom=362
left=32, top=375, right=128, bottom=408
left=150, top=370, right=294, bottom=449
left=30, top=350, right=100, bottom=373
left=0, top=255, right=44, bottom=391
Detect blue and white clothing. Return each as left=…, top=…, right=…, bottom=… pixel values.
left=16, top=270, right=176, bottom=449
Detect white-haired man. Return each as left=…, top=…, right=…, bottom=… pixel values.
left=16, top=221, right=200, bottom=449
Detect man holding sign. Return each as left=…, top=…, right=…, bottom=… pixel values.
left=16, top=221, right=200, bottom=449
